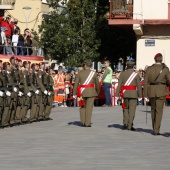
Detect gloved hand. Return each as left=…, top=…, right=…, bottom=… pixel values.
left=13, top=87, right=17, bottom=92
left=145, top=97, right=149, bottom=102
left=138, top=98, right=142, bottom=101
left=44, top=90, right=48, bottom=95
left=48, top=92, right=51, bottom=96
left=6, top=91, right=11, bottom=97
left=27, top=92, right=31, bottom=97
left=35, top=90, right=39, bottom=95
left=73, top=95, right=77, bottom=99
left=0, top=91, right=3, bottom=97
left=18, top=91, right=23, bottom=97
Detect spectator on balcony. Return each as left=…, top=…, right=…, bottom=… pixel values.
left=23, top=28, right=33, bottom=55
left=17, top=34, right=25, bottom=55
left=12, top=28, right=20, bottom=55
left=0, top=27, right=7, bottom=54
left=0, top=15, right=14, bottom=38
left=30, top=34, right=39, bottom=56
left=5, top=37, right=14, bottom=55
left=12, top=19, right=20, bottom=33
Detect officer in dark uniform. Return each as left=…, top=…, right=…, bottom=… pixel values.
left=144, top=53, right=170, bottom=135
left=116, top=61, right=142, bottom=131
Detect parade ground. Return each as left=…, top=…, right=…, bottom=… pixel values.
left=0, top=106, right=170, bottom=170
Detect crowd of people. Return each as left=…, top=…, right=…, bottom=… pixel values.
left=50, top=60, right=149, bottom=108
left=0, top=57, right=54, bottom=129
left=0, top=15, right=40, bottom=56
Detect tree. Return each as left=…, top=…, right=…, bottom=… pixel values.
left=39, top=0, right=100, bottom=67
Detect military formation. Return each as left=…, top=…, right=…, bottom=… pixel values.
left=0, top=56, right=54, bottom=129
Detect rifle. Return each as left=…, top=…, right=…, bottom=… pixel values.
left=4, top=65, right=10, bottom=107
left=32, top=66, right=38, bottom=104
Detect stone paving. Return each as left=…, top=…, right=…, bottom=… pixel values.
left=0, top=105, right=170, bottom=170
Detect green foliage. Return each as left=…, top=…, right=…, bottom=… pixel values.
left=40, top=0, right=100, bottom=67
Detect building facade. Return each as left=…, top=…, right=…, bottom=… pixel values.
left=5, top=0, right=50, bottom=34
left=108, top=0, right=170, bottom=69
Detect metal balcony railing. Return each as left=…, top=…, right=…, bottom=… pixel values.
left=0, top=44, right=43, bottom=57
left=109, top=0, right=133, bottom=19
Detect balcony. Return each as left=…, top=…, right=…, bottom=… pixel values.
left=108, top=0, right=133, bottom=19
left=0, top=0, right=15, bottom=10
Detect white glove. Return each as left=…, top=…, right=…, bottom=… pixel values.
left=44, top=90, right=48, bottom=95
left=145, top=97, right=149, bottom=102
left=0, top=91, right=3, bottom=97
left=18, top=91, right=23, bottom=97
left=27, top=92, right=31, bottom=97
left=48, top=92, right=51, bottom=96
left=13, top=87, right=17, bottom=92
left=73, top=95, right=77, bottom=99
left=6, top=91, right=11, bottom=97
left=138, top=98, right=142, bottom=101
left=35, top=90, right=39, bottom=95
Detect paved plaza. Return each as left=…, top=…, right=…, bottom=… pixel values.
left=0, top=105, right=170, bottom=170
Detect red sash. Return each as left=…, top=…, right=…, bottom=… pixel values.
left=121, top=85, right=137, bottom=109
left=77, top=84, right=95, bottom=97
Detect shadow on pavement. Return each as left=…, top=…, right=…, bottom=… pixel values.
left=108, top=124, right=122, bottom=129
left=68, top=121, right=82, bottom=127
left=136, top=128, right=153, bottom=134
left=141, top=110, right=151, bottom=113
left=161, top=132, right=170, bottom=137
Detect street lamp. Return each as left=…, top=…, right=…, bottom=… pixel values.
left=22, top=6, right=32, bottom=28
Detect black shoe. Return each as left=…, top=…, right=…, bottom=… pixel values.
left=15, top=122, right=22, bottom=126
left=128, top=127, right=136, bottom=131
left=25, top=121, right=32, bottom=124
left=153, top=133, right=161, bottom=136
left=81, top=124, right=86, bottom=127
left=85, top=125, right=91, bottom=127
left=38, top=118, right=44, bottom=122
left=45, top=118, right=53, bottom=121
left=10, top=124, right=15, bottom=127
left=122, top=125, right=128, bottom=130
left=1, top=125, right=10, bottom=128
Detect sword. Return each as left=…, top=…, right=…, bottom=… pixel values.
left=146, top=103, right=148, bottom=124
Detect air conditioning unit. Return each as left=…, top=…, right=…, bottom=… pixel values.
left=133, top=24, right=143, bottom=35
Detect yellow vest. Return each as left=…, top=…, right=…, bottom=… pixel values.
left=104, top=66, right=113, bottom=83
